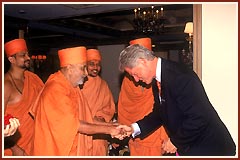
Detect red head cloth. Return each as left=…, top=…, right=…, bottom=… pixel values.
left=58, top=46, right=87, bottom=67
left=86, top=49, right=101, bottom=61
left=129, top=37, right=152, bottom=51
left=4, top=39, right=28, bottom=57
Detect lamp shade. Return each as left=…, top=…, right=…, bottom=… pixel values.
left=37, top=55, right=43, bottom=60
left=31, top=55, right=36, bottom=60
left=184, top=22, right=193, bottom=34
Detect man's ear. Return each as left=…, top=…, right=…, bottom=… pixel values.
left=66, top=64, right=74, bottom=73
left=8, top=56, right=15, bottom=63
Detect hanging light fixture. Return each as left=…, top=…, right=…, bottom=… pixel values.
left=133, top=6, right=166, bottom=34
left=31, top=54, right=47, bottom=69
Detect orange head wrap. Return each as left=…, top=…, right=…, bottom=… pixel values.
left=4, top=39, right=28, bottom=57
left=58, top=46, right=87, bottom=67
left=86, top=49, right=101, bottom=61
left=129, top=37, right=152, bottom=51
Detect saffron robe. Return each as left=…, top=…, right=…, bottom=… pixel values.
left=82, top=76, right=115, bottom=155
left=4, top=71, right=44, bottom=156
left=33, top=71, right=93, bottom=156
left=118, top=76, right=168, bottom=156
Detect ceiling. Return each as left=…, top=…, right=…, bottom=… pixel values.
left=4, top=3, right=193, bottom=54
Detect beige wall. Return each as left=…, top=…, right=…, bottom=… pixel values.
left=98, top=44, right=126, bottom=103
left=202, top=3, right=238, bottom=148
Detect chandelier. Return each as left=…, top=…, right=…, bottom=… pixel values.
left=31, top=55, right=47, bottom=69
left=133, top=6, right=166, bottom=34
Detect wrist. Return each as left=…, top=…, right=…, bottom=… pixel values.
left=11, top=144, right=18, bottom=150
left=131, top=123, right=141, bottom=138
left=131, top=125, right=134, bottom=134
left=108, top=125, right=116, bottom=135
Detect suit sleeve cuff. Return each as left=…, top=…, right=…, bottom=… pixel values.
left=131, top=123, right=141, bottom=138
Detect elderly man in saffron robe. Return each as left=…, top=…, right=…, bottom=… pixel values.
left=32, top=46, right=121, bottom=156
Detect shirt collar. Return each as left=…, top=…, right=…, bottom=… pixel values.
left=155, top=57, right=161, bottom=82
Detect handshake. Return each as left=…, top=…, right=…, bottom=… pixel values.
left=107, top=123, right=177, bottom=154
left=109, top=124, right=134, bottom=140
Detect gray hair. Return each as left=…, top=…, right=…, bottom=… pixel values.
left=119, top=44, right=155, bottom=72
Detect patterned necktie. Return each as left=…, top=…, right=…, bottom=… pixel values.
left=156, top=81, right=162, bottom=103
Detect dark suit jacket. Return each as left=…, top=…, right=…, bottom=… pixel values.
left=137, top=58, right=236, bottom=156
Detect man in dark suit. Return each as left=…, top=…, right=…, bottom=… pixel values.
left=116, top=44, right=236, bottom=156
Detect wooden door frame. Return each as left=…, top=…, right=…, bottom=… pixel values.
left=193, top=4, right=202, bottom=80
